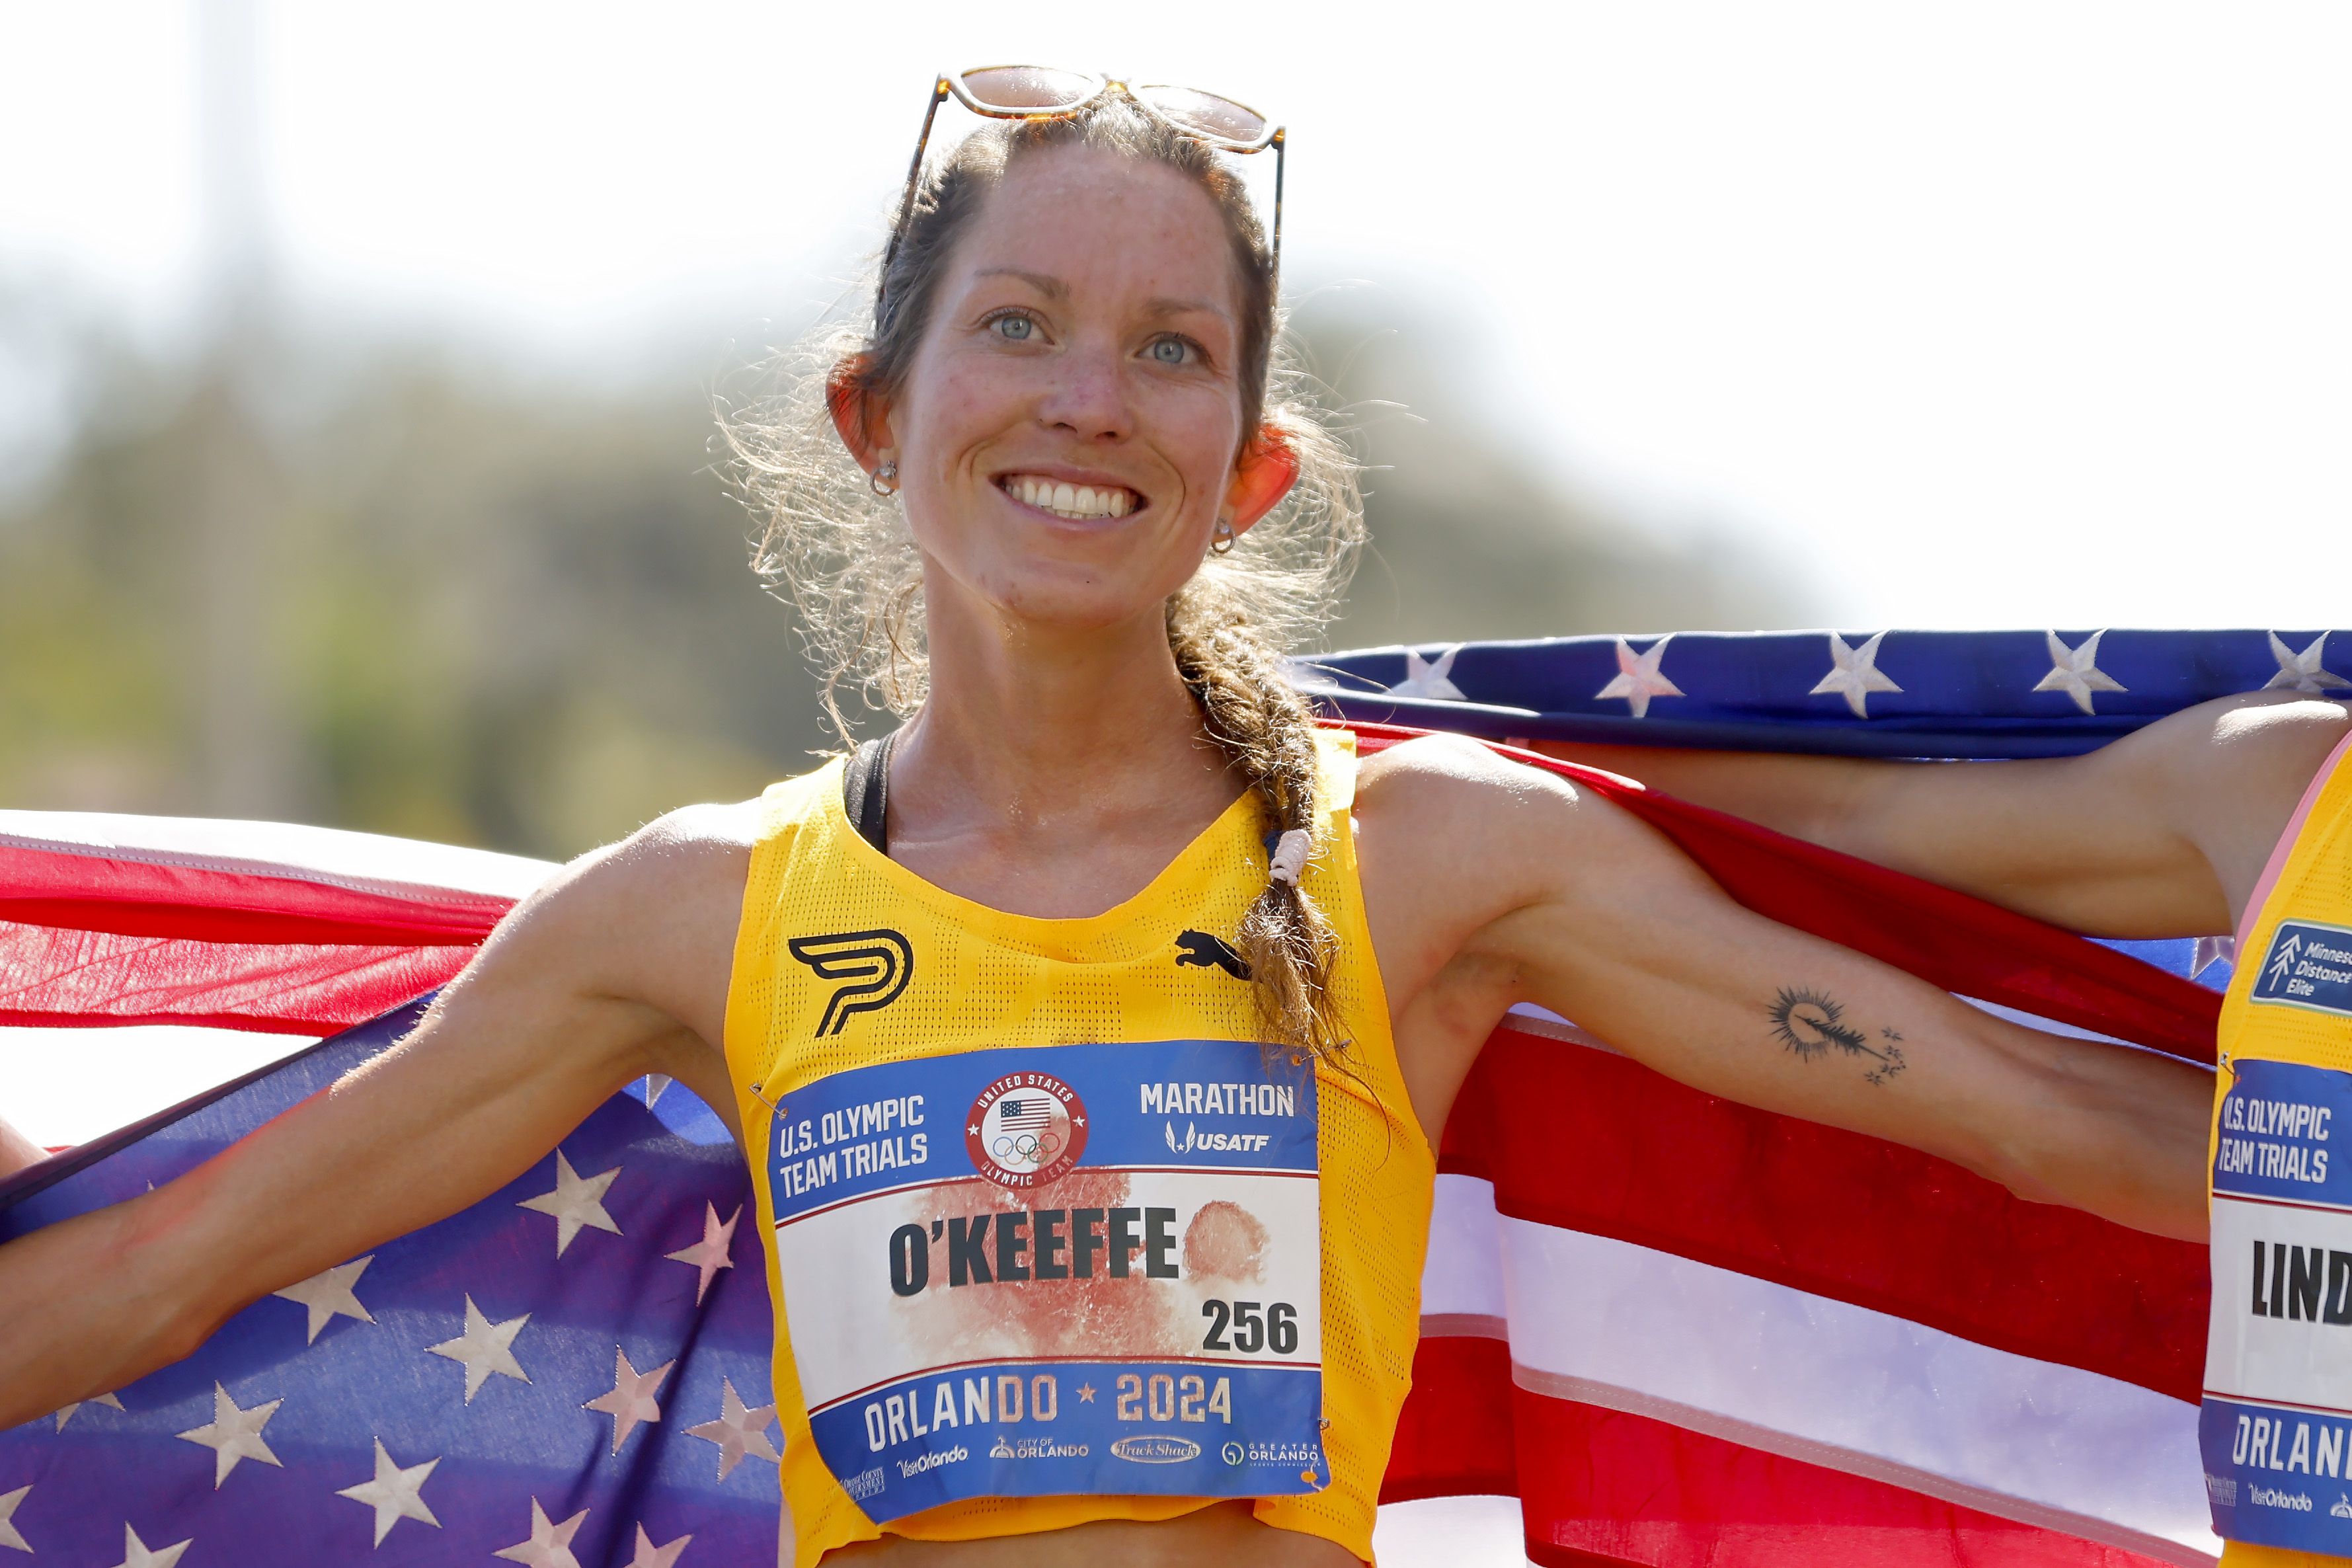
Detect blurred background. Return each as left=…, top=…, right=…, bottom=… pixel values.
left=4, top=1, right=2349, bottom=861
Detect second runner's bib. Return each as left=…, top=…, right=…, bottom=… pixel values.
left=2203, top=731, right=2352, bottom=1562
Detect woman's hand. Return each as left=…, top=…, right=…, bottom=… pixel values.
left=1361, top=736, right=2213, bottom=1241
left=0, top=805, right=756, bottom=1431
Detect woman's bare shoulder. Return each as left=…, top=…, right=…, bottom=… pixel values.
left=1354, top=731, right=1587, bottom=830
left=473, top=796, right=775, bottom=1051
left=541, top=797, right=770, bottom=919
left=1353, top=733, right=1619, bottom=931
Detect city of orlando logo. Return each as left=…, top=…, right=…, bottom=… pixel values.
left=966, top=1072, right=1088, bottom=1190
left=787, top=929, right=912, bottom=1036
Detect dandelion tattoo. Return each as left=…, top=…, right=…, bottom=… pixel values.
left=1767, top=987, right=1908, bottom=1085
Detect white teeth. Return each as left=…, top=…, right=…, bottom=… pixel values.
left=1002, top=474, right=1139, bottom=520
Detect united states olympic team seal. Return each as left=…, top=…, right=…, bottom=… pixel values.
left=966, top=1071, right=1088, bottom=1189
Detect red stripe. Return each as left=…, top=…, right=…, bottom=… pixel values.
left=0, top=1009, right=344, bottom=1037
left=0, top=845, right=512, bottom=945
left=0, top=923, right=472, bottom=1035
left=1445, top=1025, right=2209, bottom=1403
left=1385, top=1339, right=2187, bottom=1567
left=1512, top=1391, right=2187, bottom=1568
left=1337, top=722, right=2220, bottom=1063
left=1384, top=1333, right=1519, bottom=1505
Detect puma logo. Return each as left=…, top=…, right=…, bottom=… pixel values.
left=1175, top=930, right=1251, bottom=981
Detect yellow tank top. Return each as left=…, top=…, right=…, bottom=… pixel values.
left=2205, top=732, right=2352, bottom=1565
left=723, top=728, right=1434, bottom=1567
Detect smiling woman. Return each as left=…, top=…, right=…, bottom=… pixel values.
left=726, top=97, right=1361, bottom=1059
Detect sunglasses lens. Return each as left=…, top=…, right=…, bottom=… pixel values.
left=1133, top=85, right=1269, bottom=145
left=957, top=65, right=1101, bottom=112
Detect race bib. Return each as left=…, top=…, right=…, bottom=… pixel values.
left=2202, top=1058, right=2352, bottom=1549
left=765, top=1039, right=1325, bottom=1522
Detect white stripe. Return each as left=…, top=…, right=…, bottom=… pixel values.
left=0, top=1025, right=319, bottom=1149
left=1495, top=1214, right=2219, bottom=1559
left=1417, top=1181, right=2218, bottom=1556
left=0, top=810, right=556, bottom=903
left=1423, top=1174, right=1508, bottom=1323
left=1373, top=1496, right=1536, bottom=1568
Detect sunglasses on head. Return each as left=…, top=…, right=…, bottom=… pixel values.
left=883, top=66, right=1286, bottom=283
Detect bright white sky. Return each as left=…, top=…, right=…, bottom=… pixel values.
left=3, top=1, right=2349, bottom=631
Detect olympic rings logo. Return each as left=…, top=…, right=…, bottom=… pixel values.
left=990, top=1130, right=1064, bottom=1166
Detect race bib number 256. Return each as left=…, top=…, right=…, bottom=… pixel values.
left=765, top=1040, right=1325, bottom=1522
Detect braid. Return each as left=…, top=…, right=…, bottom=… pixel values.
left=1167, top=588, right=1347, bottom=1062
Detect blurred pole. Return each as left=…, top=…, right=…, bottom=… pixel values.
left=191, top=0, right=307, bottom=818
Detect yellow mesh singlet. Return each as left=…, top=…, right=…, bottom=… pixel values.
left=723, top=729, right=1434, bottom=1566
left=2210, top=734, right=2352, bottom=1566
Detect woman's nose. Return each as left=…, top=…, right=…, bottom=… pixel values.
left=1037, top=343, right=1132, bottom=442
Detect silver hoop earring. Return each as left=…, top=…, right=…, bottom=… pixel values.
left=1210, top=517, right=1236, bottom=555
left=869, top=462, right=899, bottom=498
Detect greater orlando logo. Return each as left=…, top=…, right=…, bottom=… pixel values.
left=787, top=929, right=913, bottom=1036
left=966, top=1072, right=1088, bottom=1190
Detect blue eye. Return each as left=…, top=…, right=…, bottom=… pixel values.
left=1148, top=337, right=1193, bottom=366
left=993, top=314, right=1035, bottom=341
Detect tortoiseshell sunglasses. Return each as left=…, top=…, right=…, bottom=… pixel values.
left=882, top=66, right=1286, bottom=280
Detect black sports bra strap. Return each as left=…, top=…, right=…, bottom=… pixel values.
left=840, top=730, right=898, bottom=854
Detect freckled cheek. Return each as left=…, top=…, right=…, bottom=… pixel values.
left=1148, top=391, right=1246, bottom=510
left=900, top=360, right=1031, bottom=471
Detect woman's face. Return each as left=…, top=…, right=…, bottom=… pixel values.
left=875, top=145, right=1267, bottom=635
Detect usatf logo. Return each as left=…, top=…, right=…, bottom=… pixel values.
left=1165, top=1122, right=1275, bottom=1154
left=966, top=1072, right=1088, bottom=1190
left=2254, top=920, right=2352, bottom=1018
left=787, top=929, right=913, bottom=1036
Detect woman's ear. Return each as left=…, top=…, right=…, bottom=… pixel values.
left=1223, top=426, right=1302, bottom=537
left=826, top=358, right=896, bottom=476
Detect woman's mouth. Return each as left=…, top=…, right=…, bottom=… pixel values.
left=998, top=473, right=1142, bottom=520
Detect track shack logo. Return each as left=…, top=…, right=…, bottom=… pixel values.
left=966, top=1072, right=1087, bottom=1189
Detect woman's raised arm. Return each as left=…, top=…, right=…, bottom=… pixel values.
left=1363, top=738, right=2213, bottom=1241
left=0, top=807, right=752, bottom=1430
left=1534, top=691, right=2349, bottom=938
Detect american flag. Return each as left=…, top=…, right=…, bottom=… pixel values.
left=5, top=627, right=2338, bottom=1566
left=1300, top=625, right=2350, bottom=756
left=996, top=1099, right=1052, bottom=1132
left=0, top=1002, right=783, bottom=1565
